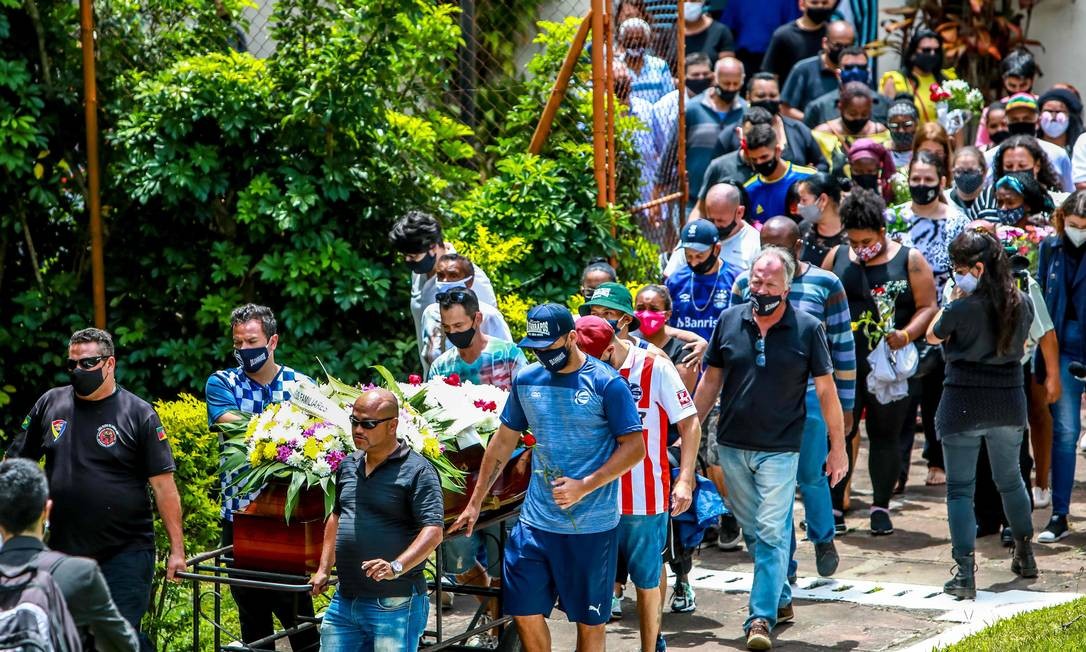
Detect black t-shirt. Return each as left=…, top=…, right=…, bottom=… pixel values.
left=700, top=151, right=755, bottom=199
left=686, top=21, right=735, bottom=62
left=761, top=21, right=826, bottom=87
left=704, top=303, right=834, bottom=452
left=934, top=292, right=1034, bottom=366
left=9, top=386, right=176, bottom=560
left=333, top=443, right=444, bottom=598
left=798, top=218, right=846, bottom=265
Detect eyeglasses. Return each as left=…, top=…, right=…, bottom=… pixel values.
left=436, top=290, right=471, bottom=305
left=349, top=415, right=396, bottom=430
left=755, top=336, right=766, bottom=368
left=67, top=355, right=108, bottom=372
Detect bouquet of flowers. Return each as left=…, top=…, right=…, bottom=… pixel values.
left=398, top=372, right=510, bottom=451
left=997, top=224, right=1055, bottom=274
left=930, top=80, right=983, bottom=135
left=852, top=280, right=910, bottom=349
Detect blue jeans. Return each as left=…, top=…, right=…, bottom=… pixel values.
left=97, top=547, right=155, bottom=652
left=320, top=589, right=429, bottom=652
left=718, top=445, right=799, bottom=632
left=942, top=426, right=1034, bottom=553
left=1050, top=353, right=1085, bottom=516
left=788, top=388, right=835, bottom=577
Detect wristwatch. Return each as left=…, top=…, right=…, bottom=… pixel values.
left=390, top=560, right=403, bottom=577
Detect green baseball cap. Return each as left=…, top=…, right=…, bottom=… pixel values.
left=577, top=282, right=640, bottom=331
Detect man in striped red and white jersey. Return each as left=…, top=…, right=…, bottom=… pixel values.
left=576, top=316, right=702, bottom=652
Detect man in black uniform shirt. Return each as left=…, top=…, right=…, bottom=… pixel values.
left=7, top=328, right=185, bottom=650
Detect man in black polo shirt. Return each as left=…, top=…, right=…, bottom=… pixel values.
left=694, top=248, right=847, bottom=651
left=310, top=388, right=443, bottom=651
left=7, top=328, right=186, bottom=651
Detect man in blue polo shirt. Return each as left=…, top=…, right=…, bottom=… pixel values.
left=449, top=304, right=645, bottom=652
left=743, top=123, right=817, bottom=224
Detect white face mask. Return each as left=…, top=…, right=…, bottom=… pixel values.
left=1066, top=226, right=1086, bottom=247
left=797, top=201, right=822, bottom=222
left=683, top=1, right=704, bottom=21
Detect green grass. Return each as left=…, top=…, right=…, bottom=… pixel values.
left=940, top=597, right=1086, bottom=651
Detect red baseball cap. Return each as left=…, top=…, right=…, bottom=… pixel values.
left=575, top=315, right=615, bottom=359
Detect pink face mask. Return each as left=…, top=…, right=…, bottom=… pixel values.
left=854, top=240, right=883, bottom=262
left=635, top=310, right=667, bottom=336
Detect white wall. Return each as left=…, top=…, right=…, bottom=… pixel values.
left=1023, top=0, right=1086, bottom=92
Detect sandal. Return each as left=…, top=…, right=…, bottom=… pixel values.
left=925, top=467, right=946, bottom=486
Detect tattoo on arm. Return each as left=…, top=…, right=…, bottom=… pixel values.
left=484, top=458, right=505, bottom=488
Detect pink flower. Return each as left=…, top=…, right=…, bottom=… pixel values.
left=326, top=450, right=346, bottom=472
left=444, top=373, right=461, bottom=386
left=408, top=374, right=422, bottom=386
left=276, top=445, right=293, bottom=463
left=474, top=399, right=498, bottom=412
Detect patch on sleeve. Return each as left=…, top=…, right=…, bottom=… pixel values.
left=676, top=389, right=693, bottom=408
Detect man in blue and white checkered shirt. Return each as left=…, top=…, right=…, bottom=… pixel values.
left=205, top=303, right=319, bottom=651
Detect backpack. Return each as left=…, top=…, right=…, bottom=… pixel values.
left=0, top=551, right=82, bottom=652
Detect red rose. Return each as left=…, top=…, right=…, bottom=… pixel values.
left=473, top=399, right=498, bottom=412
left=522, top=433, right=537, bottom=447
left=408, top=374, right=422, bottom=386
left=444, top=373, right=461, bottom=386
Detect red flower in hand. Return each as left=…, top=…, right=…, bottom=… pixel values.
left=474, top=399, right=498, bottom=412
left=522, top=432, right=537, bottom=447
left=408, top=374, right=422, bottom=386
left=444, top=373, right=461, bottom=386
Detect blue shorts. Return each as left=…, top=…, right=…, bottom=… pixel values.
left=617, top=513, right=668, bottom=589
left=441, top=524, right=501, bottom=575
left=503, top=522, right=618, bottom=625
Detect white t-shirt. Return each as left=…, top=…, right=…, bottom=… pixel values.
left=419, top=300, right=512, bottom=374
left=1072, top=132, right=1086, bottom=185
left=662, top=222, right=761, bottom=278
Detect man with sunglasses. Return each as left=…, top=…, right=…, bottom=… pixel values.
left=7, top=328, right=185, bottom=651
left=693, top=247, right=847, bottom=651
left=310, top=388, right=444, bottom=651
left=205, top=304, right=320, bottom=651
left=448, top=303, right=645, bottom=652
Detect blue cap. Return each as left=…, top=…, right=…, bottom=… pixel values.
left=680, top=218, right=720, bottom=253
left=519, top=303, right=576, bottom=349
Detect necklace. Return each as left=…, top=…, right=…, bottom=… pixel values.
left=688, top=267, right=723, bottom=312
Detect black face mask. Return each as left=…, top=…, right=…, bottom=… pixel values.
left=989, top=130, right=1011, bottom=145
left=1008, top=121, right=1037, bottom=136
left=1007, top=170, right=1036, bottom=188
left=686, top=77, right=712, bottom=95
left=954, top=169, right=985, bottom=195
left=70, top=367, right=106, bottom=397
left=806, top=7, right=834, bottom=23
left=751, top=292, right=784, bottom=316
left=751, top=99, right=781, bottom=117
left=913, top=52, right=939, bottom=74
left=716, top=86, right=738, bottom=104
left=690, top=254, right=717, bottom=275
left=826, top=44, right=845, bottom=65
left=536, top=340, right=572, bottom=373
left=842, top=116, right=868, bottom=134
left=717, top=220, right=740, bottom=239
left=235, top=346, right=271, bottom=374
left=890, top=130, right=915, bottom=150
left=406, top=251, right=436, bottom=274
left=853, top=173, right=880, bottom=191
left=909, top=183, right=940, bottom=205
left=753, top=156, right=779, bottom=178
left=446, top=327, right=476, bottom=350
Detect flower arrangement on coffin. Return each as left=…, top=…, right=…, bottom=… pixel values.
left=930, top=80, right=983, bottom=135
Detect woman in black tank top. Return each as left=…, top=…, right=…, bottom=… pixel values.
left=822, top=189, right=939, bottom=536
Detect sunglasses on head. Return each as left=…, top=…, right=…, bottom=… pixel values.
left=436, top=290, right=471, bottom=305
left=67, top=355, right=108, bottom=372
left=349, top=415, right=395, bottom=430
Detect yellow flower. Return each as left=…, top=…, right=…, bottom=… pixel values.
left=249, top=449, right=262, bottom=466
left=303, top=437, right=321, bottom=460
left=422, top=437, right=443, bottom=459
left=851, top=321, right=859, bottom=332
left=262, top=442, right=277, bottom=461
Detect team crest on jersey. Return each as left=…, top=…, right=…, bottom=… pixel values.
left=51, top=419, right=67, bottom=441
left=628, top=382, right=643, bottom=401
left=156, top=426, right=168, bottom=441
left=96, top=424, right=118, bottom=448
left=676, top=390, right=693, bottom=408
left=573, top=389, right=592, bottom=405
left=713, top=289, right=729, bottom=309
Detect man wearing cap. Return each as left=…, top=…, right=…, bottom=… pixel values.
left=694, top=247, right=847, bottom=650
left=448, top=304, right=646, bottom=652
left=579, top=282, right=665, bottom=356
left=666, top=218, right=741, bottom=344
left=984, top=93, right=1074, bottom=191
left=576, top=316, right=701, bottom=652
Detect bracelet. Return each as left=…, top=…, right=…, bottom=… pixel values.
left=900, top=329, right=911, bottom=344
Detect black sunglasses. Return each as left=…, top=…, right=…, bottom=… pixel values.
left=349, top=415, right=396, bottom=430
left=436, top=290, right=471, bottom=305
left=754, top=336, right=766, bottom=368
left=67, top=355, right=108, bottom=372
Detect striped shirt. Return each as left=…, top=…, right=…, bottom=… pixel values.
left=617, top=347, right=698, bottom=515
left=731, top=265, right=857, bottom=411
left=627, top=54, right=675, bottom=105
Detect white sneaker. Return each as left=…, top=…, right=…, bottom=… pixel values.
left=1079, top=432, right=1086, bottom=451
left=1033, top=487, right=1052, bottom=509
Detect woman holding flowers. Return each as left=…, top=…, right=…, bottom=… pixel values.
left=824, top=188, right=938, bottom=535
left=880, top=30, right=957, bottom=127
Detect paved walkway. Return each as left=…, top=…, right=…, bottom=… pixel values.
left=429, top=435, right=1086, bottom=650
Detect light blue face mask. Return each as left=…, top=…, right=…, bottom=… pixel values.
left=953, top=271, right=979, bottom=295
left=435, top=277, right=472, bottom=294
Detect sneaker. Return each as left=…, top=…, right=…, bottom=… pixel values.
left=670, top=579, right=696, bottom=613
left=1001, top=527, right=1015, bottom=548
left=814, top=541, right=839, bottom=577
left=1038, top=515, right=1070, bottom=543
left=746, top=618, right=772, bottom=650
left=870, top=510, right=894, bottom=536
left=1079, top=432, right=1086, bottom=451
left=610, top=595, right=622, bottom=620
left=833, top=512, right=847, bottom=535
left=655, top=634, right=667, bottom=651
left=1033, top=487, right=1052, bottom=509
left=776, top=603, right=794, bottom=624
left=718, top=513, right=743, bottom=551
left=787, top=573, right=797, bottom=585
